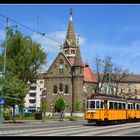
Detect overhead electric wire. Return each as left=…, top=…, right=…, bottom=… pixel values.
left=0, top=13, right=93, bottom=59
left=0, top=13, right=62, bottom=45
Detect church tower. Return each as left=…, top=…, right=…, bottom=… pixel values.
left=63, top=9, right=84, bottom=114
left=72, top=46, right=84, bottom=113
left=45, top=9, right=84, bottom=116
left=63, top=9, right=77, bottom=64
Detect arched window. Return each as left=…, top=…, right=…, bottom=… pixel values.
left=59, top=60, right=64, bottom=75
left=53, top=85, right=57, bottom=94
left=59, top=83, right=63, bottom=92
left=65, top=85, right=69, bottom=94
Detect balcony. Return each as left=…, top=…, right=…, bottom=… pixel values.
left=29, top=103, right=36, bottom=107
left=29, top=96, right=36, bottom=100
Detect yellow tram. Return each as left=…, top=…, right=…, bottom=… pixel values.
left=85, top=94, right=140, bottom=125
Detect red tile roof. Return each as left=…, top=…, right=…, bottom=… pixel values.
left=83, top=63, right=97, bottom=83
left=69, top=57, right=97, bottom=83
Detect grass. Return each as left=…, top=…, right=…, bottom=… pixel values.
left=12, top=115, right=85, bottom=121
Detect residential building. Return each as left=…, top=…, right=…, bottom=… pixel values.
left=24, top=73, right=46, bottom=113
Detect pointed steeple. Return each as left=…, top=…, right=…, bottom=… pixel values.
left=73, top=47, right=83, bottom=67
left=65, top=8, right=76, bottom=43
left=63, top=8, right=78, bottom=62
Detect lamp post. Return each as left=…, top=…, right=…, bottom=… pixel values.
left=0, top=18, right=18, bottom=125
left=0, top=75, right=4, bottom=124
left=40, top=89, right=46, bottom=121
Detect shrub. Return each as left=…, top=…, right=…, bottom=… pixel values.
left=34, top=112, right=42, bottom=120
left=69, top=116, right=77, bottom=121
left=3, top=109, right=10, bottom=120
left=24, top=112, right=32, bottom=117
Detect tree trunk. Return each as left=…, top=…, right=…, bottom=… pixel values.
left=12, top=106, right=16, bottom=123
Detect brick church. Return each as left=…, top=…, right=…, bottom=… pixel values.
left=45, top=11, right=97, bottom=116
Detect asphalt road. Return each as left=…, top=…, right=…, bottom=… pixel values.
left=1, top=120, right=140, bottom=136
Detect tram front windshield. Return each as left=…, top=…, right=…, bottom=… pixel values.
left=86, top=100, right=104, bottom=109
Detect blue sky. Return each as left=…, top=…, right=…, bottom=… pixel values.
left=0, top=4, right=140, bottom=74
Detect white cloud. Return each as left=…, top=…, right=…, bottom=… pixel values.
left=81, top=39, right=140, bottom=74
left=32, top=30, right=87, bottom=72
left=31, top=31, right=65, bottom=53
left=75, top=33, right=86, bottom=46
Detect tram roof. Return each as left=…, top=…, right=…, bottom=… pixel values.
left=87, top=94, right=140, bottom=103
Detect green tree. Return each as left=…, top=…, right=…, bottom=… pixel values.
left=75, top=100, right=80, bottom=117
left=0, top=29, right=47, bottom=84
left=54, top=98, right=67, bottom=118
left=40, top=101, right=47, bottom=118
left=94, top=56, right=130, bottom=96
left=0, top=75, right=28, bottom=123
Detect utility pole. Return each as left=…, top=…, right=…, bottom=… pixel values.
left=0, top=17, right=8, bottom=125
left=3, top=17, right=8, bottom=76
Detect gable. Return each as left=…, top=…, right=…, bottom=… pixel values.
left=46, top=52, right=72, bottom=77
left=63, top=39, right=70, bottom=48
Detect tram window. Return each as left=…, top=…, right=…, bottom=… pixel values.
left=119, top=103, right=122, bottom=109
left=104, top=100, right=107, bottom=109
left=86, top=101, right=89, bottom=108
left=90, top=101, right=95, bottom=108
left=133, top=104, right=135, bottom=110
left=131, top=104, right=133, bottom=110
left=128, top=104, right=131, bottom=110
left=136, top=104, right=138, bottom=110
left=96, top=101, right=100, bottom=109
left=136, top=104, right=140, bottom=110
left=109, top=102, right=113, bottom=109
left=101, top=101, right=104, bottom=109
left=114, top=102, right=117, bottom=109
left=138, top=105, right=140, bottom=110
left=123, top=103, right=126, bottom=110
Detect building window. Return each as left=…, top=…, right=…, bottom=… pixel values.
left=71, top=50, right=75, bottom=54
left=30, top=86, right=36, bottom=90
left=59, top=60, right=64, bottom=75
left=40, top=81, right=43, bottom=84
left=29, top=99, right=36, bottom=103
left=30, top=93, right=36, bottom=97
left=65, top=85, right=69, bottom=94
left=53, top=85, right=58, bottom=94
left=59, top=83, right=63, bottom=92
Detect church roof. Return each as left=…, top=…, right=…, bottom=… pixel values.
left=65, top=11, right=76, bottom=43
left=83, top=63, right=97, bottom=83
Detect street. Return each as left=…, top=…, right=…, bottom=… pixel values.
left=1, top=120, right=140, bottom=136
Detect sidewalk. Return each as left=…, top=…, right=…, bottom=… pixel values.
left=3, top=118, right=85, bottom=124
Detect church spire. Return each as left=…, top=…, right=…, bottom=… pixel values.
left=63, top=8, right=79, bottom=62
left=65, top=8, right=76, bottom=43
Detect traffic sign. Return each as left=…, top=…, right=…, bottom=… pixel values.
left=0, top=98, right=4, bottom=104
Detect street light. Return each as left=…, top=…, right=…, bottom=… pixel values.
left=0, top=73, right=4, bottom=124
left=40, top=89, right=46, bottom=121
left=0, top=17, right=18, bottom=125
